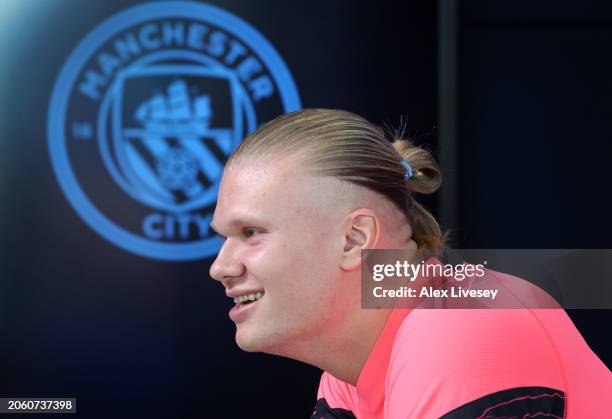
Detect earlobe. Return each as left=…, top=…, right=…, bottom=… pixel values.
left=340, top=212, right=378, bottom=271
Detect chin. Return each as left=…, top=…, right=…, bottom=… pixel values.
left=234, top=327, right=263, bottom=353
left=235, top=326, right=287, bottom=355
left=235, top=338, right=259, bottom=352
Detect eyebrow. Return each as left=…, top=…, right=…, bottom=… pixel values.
left=210, top=216, right=265, bottom=234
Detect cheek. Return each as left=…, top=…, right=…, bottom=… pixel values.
left=242, top=240, right=287, bottom=271
left=245, top=227, right=337, bottom=273
left=295, top=223, right=342, bottom=277
left=240, top=226, right=341, bottom=304
left=280, top=244, right=340, bottom=307
left=298, top=221, right=342, bottom=260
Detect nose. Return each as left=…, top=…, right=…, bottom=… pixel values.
left=209, top=239, right=245, bottom=284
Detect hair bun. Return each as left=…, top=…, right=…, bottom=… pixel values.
left=392, top=138, right=442, bottom=195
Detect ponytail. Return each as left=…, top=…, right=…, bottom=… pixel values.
left=393, top=138, right=446, bottom=255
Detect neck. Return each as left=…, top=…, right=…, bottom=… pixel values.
left=268, top=306, right=393, bottom=386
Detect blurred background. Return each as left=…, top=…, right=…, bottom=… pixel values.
left=0, top=0, right=610, bottom=417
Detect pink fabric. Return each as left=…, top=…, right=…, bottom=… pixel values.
left=317, top=265, right=612, bottom=418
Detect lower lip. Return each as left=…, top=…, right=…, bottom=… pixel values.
left=229, top=298, right=262, bottom=322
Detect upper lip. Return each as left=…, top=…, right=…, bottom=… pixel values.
left=226, top=289, right=265, bottom=299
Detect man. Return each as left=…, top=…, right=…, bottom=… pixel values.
left=209, top=109, right=611, bottom=418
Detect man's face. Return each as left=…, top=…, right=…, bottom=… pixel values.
left=209, top=158, right=352, bottom=354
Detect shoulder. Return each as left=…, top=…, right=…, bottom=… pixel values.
left=384, top=309, right=567, bottom=418
left=393, top=308, right=565, bottom=369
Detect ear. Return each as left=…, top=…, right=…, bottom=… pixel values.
left=340, top=209, right=380, bottom=271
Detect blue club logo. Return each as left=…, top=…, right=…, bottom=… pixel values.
left=48, top=2, right=301, bottom=260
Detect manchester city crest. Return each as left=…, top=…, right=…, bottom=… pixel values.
left=47, top=2, right=301, bottom=260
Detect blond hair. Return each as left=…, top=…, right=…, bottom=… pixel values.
left=228, top=109, right=446, bottom=255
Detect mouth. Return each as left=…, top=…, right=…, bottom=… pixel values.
left=233, top=291, right=265, bottom=306
left=228, top=291, right=265, bottom=322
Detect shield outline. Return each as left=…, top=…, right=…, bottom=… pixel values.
left=111, top=65, right=243, bottom=213
left=47, top=1, right=301, bottom=261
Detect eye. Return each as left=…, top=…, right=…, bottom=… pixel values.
left=243, top=228, right=259, bottom=238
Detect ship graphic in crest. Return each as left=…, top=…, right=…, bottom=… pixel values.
left=135, top=79, right=212, bottom=135
left=111, top=72, right=240, bottom=213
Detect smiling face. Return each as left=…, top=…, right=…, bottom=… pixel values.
left=209, top=157, right=357, bottom=355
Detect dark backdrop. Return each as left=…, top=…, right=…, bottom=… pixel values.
left=458, top=0, right=612, bottom=374
left=0, top=1, right=435, bottom=418
left=0, top=1, right=609, bottom=418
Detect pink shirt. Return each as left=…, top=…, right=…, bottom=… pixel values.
left=314, top=275, right=612, bottom=418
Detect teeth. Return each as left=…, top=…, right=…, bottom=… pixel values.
left=233, top=292, right=264, bottom=304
